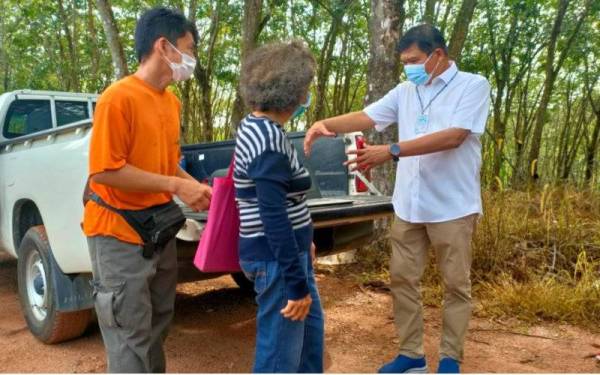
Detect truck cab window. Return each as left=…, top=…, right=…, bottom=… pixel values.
left=56, top=100, right=90, bottom=126
left=3, top=99, right=52, bottom=139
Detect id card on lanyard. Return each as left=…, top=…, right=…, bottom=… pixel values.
left=415, top=70, right=458, bottom=135
left=416, top=113, right=429, bottom=134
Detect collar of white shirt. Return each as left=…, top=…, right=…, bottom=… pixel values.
left=429, top=61, right=458, bottom=86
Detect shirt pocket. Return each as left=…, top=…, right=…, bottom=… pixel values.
left=429, top=104, right=455, bottom=132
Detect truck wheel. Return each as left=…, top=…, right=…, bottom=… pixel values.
left=17, top=225, right=92, bottom=344
left=231, top=272, right=255, bottom=294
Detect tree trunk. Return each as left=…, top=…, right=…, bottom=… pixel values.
left=0, top=0, right=7, bottom=91
left=365, top=0, right=405, bottom=196
left=55, top=29, right=72, bottom=90
left=87, top=0, right=100, bottom=89
left=491, top=84, right=506, bottom=182
left=560, top=103, right=586, bottom=181
left=528, top=0, right=589, bottom=180
left=527, top=0, right=591, bottom=182
left=585, top=114, right=600, bottom=182
left=526, top=0, right=568, bottom=181
left=331, top=31, right=349, bottom=115
left=311, top=0, right=354, bottom=123
left=447, top=0, right=477, bottom=61
left=96, top=0, right=129, bottom=79
left=512, top=79, right=530, bottom=186
left=198, top=4, right=220, bottom=141
left=314, top=16, right=342, bottom=121
left=512, top=72, right=543, bottom=186
left=555, top=83, right=573, bottom=179
left=423, top=0, right=437, bottom=24
left=57, top=0, right=80, bottom=91
left=582, top=58, right=600, bottom=184
left=230, top=0, right=267, bottom=130
left=486, top=3, right=523, bottom=184
left=439, top=2, right=454, bottom=35
left=180, top=0, right=198, bottom=143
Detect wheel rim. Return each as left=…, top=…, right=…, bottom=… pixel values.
left=25, top=249, right=48, bottom=321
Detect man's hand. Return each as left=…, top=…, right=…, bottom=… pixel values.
left=310, top=242, right=317, bottom=265
left=345, top=144, right=393, bottom=172
left=170, top=178, right=212, bottom=212
left=304, top=121, right=336, bottom=156
left=281, top=294, right=312, bottom=321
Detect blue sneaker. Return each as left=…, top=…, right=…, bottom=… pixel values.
left=378, top=354, right=428, bottom=373
left=437, top=357, right=460, bottom=373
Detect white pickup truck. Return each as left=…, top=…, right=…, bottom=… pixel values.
left=0, top=89, right=392, bottom=345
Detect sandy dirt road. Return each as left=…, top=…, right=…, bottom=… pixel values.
left=0, top=252, right=598, bottom=373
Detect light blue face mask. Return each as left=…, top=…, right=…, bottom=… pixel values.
left=291, top=93, right=312, bottom=120
left=404, top=53, right=434, bottom=85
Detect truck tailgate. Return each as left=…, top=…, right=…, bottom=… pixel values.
left=305, top=196, right=392, bottom=228
left=180, top=195, right=393, bottom=227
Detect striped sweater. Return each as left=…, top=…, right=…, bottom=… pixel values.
left=233, top=114, right=313, bottom=299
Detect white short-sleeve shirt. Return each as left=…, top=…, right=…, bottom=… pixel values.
left=363, top=63, right=491, bottom=223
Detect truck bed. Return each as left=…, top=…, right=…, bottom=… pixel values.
left=180, top=130, right=394, bottom=255
left=180, top=195, right=393, bottom=255
left=181, top=195, right=392, bottom=228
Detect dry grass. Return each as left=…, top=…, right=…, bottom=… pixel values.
left=473, top=185, right=600, bottom=282
left=350, top=186, right=600, bottom=328
left=475, top=253, right=600, bottom=328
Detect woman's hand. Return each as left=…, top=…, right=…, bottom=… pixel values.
left=281, top=294, right=312, bottom=321
left=311, top=242, right=317, bottom=265
left=304, top=121, right=336, bottom=156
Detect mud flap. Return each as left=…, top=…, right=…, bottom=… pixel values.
left=48, top=250, right=94, bottom=312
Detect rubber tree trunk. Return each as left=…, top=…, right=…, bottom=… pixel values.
left=96, top=0, right=129, bottom=79
left=230, top=0, right=265, bottom=131
left=364, top=0, right=405, bottom=196
left=447, top=0, right=477, bottom=62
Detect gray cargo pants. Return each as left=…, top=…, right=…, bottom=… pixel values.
left=87, top=236, right=177, bottom=373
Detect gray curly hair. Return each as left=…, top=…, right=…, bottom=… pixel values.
left=240, top=40, right=316, bottom=112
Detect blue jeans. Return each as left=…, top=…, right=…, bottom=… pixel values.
left=240, top=251, right=324, bottom=373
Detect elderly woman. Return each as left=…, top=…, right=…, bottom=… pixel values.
left=234, top=40, right=324, bottom=373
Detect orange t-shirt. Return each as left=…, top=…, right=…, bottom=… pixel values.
left=83, top=75, right=181, bottom=245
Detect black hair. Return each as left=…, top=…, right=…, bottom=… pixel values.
left=397, top=24, right=448, bottom=55
left=134, top=7, right=199, bottom=62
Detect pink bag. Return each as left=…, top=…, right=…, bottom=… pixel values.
left=193, top=159, right=241, bottom=272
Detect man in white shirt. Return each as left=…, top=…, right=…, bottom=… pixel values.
left=304, top=24, right=490, bottom=374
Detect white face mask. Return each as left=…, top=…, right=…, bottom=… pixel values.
left=164, top=41, right=196, bottom=81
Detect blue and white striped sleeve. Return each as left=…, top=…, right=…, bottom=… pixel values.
left=245, top=126, right=310, bottom=300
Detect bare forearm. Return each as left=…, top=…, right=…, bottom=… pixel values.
left=346, top=128, right=471, bottom=172
left=399, top=128, right=470, bottom=157
left=176, top=166, right=197, bottom=182
left=321, top=111, right=375, bottom=134
left=91, top=164, right=176, bottom=194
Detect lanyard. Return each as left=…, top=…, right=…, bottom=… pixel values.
left=416, top=70, right=459, bottom=114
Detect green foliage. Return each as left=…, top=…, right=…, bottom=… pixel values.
left=0, top=0, right=599, bottom=187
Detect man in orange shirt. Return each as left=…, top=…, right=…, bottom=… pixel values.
left=83, top=7, right=211, bottom=373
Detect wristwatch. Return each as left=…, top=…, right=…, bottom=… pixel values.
left=389, top=143, right=401, bottom=162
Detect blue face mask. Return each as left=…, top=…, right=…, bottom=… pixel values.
left=291, top=93, right=312, bottom=120
left=404, top=53, right=434, bottom=85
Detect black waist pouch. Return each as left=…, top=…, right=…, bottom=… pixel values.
left=90, top=193, right=186, bottom=258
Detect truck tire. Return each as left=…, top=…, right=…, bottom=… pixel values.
left=17, top=225, right=92, bottom=344
left=231, top=272, right=255, bottom=294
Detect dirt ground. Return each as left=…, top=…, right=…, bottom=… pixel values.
left=0, top=251, right=598, bottom=373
